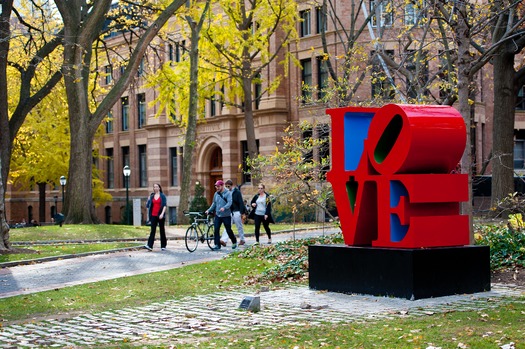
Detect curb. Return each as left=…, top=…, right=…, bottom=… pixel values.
left=2, top=227, right=339, bottom=269
left=0, top=246, right=142, bottom=268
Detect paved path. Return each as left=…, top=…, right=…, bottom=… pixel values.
left=1, top=285, right=523, bottom=348
left=0, top=227, right=336, bottom=298
left=0, top=227, right=524, bottom=348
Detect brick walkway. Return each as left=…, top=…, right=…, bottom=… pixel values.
left=1, top=284, right=523, bottom=348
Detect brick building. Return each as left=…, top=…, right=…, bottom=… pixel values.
left=5, top=1, right=525, bottom=225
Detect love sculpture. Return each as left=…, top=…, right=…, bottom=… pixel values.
left=326, top=104, right=469, bottom=248
left=309, top=104, right=490, bottom=300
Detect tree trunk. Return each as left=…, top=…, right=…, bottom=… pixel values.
left=455, top=2, right=473, bottom=240
left=1, top=0, right=62, bottom=245
left=64, top=117, right=99, bottom=223
left=0, top=156, right=10, bottom=251
left=55, top=0, right=188, bottom=224
left=242, top=52, right=258, bottom=175
left=491, top=49, right=516, bottom=211
left=177, top=4, right=210, bottom=225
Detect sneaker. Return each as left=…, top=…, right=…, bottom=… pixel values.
left=239, top=240, right=246, bottom=246
left=144, top=245, right=152, bottom=251
left=267, top=239, right=272, bottom=244
left=232, top=243, right=237, bottom=250
left=212, top=245, right=221, bottom=251
left=161, top=247, right=166, bottom=251
left=220, top=240, right=227, bottom=247
left=254, top=241, right=260, bottom=245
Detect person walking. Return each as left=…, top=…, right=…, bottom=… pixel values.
left=220, top=179, right=246, bottom=246
left=144, top=183, right=167, bottom=251
left=249, top=183, right=274, bottom=244
left=205, top=180, right=238, bottom=250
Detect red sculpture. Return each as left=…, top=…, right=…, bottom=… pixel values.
left=326, top=104, right=469, bottom=248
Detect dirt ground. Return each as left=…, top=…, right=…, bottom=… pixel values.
left=491, top=267, right=524, bottom=287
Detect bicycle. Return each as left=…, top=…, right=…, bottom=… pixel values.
left=184, top=211, right=215, bottom=252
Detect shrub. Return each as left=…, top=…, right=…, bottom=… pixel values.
left=474, top=215, right=525, bottom=270
left=232, top=233, right=344, bottom=284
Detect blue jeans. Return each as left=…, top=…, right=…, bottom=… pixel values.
left=214, top=215, right=236, bottom=247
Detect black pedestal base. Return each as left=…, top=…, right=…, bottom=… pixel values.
left=309, top=245, right=491, bottom=300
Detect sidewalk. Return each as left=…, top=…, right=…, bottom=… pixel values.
left=1, top=284, right=523, bottom=348
left=0, top=227, right=338, bottom=298
left=0, top=228, right=524, bottom=348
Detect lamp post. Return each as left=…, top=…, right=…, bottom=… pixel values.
left=53, top=195, right=58, bottom=217
left=123, top=165, right=131, bottom=225
left=59, top=176, right=66, bottom=211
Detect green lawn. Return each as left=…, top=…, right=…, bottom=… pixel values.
left=1, top=223, right=523, bottom=348
left=0, top=242, right=142, bottom=263
left=8, top=224, right=150, bottom=241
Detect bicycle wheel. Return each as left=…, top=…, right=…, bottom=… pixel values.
left=185, top=226, right=199, bottom=252
left=205, top=224, right=215, bottom=250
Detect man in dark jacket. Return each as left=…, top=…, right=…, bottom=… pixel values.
left=220, top=179, right=247, bottom=246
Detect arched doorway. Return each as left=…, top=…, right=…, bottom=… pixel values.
left=208, top=147, right=223, bottom=203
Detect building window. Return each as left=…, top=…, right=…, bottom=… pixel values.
left=371, top=51, right=395, bottom=100
left=302, top=126, right=313, bottom=163
left=516, top=85, right=525, bottom=110
left=316, top=6, right=327, bottom=34
left=122, top=146, right=129, bottom=188
left=168, top=43, right=174, bottom=61
left=405, top=0, right=424, bottom=26
left=438, top=50, right=455, bottom=101
left=209, top=97, right=216, bottom=117
left=121, top=97, right=129, bottom=131
left=105, top=111, right=113, bottom=134
left=515, top=139, right=525, bottom=169
left=137, top=93, right=146, bottom=129
left=300, top=9, right=311, bottom=37
left=254, top=73, right=262, bottom=110
left=241, top=140, right=259, bottom=184
left=175, top=41, right=186, bottom=62
left=105, top=65, right=113, bottom=84
left=371, top=0, right=393, bottom=27
left=139, top=145, right=147, bottom=187
left=405, top=50, right=428, bottom=99
left=170, top=147, right=179, bottom=186
left=317, top=56, right=329, bottom=100
left=105, top=206, right=112, bottom=224
left=169, top=207, right=177, bottom=225
left=220, top=86, right=225, bottom=111
left=137, top=58, right=144, bottom=77
left=107, top=148, right=114, bottom=189
left=317, top=123, right=330, bottom=176
left=301, top=59, right=312, bottom=103
left=302, top=124, right=330, bottom=178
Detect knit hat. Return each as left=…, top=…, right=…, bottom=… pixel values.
left=215, top=180, right=224, bottom=186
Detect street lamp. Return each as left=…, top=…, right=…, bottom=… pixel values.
left=53, top=195, right=58, bottom=217
left=59, top=176, right=66, bottom=210
left=123, top=165, right=131, bottom=225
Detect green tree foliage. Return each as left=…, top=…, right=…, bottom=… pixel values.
left=10, top=84, right=70, bottom=190
left=0, top=0, right=63, bottom=249
left=200, top=0, right=299, bottom=160
left=146, top=0, right=211, bottom=224
left=189, top=181, right=209, bottom=213
left=248, top=120, right=334, bottom=223
left=54, top=0, right=188, bottom=224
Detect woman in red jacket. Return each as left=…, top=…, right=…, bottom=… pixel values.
left=144, top=183, right=167, bottom=251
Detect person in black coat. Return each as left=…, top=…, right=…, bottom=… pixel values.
left=249, top=183, right=274, bottom=244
